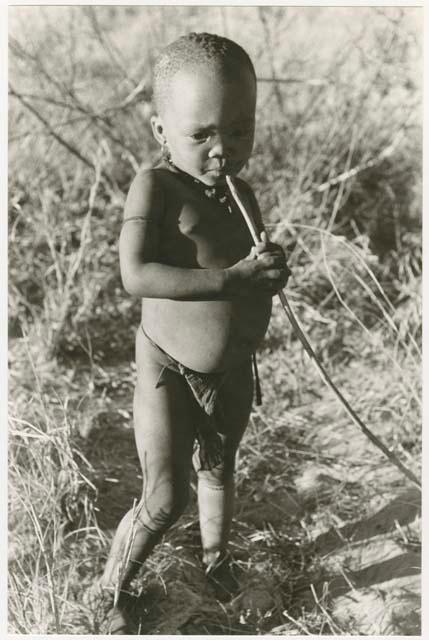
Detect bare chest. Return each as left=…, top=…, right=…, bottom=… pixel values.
left=159, top=195, right=252, bottom=268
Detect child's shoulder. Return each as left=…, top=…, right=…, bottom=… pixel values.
left=124, top=168, right=170, bottom=221
left=128, top=166, right=168, bottom=193
left=125, top=166, right=175, bottom=206
left=128, top=166, right=184, bottom=199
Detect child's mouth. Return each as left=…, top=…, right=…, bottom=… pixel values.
left=206, top=162, right=235, bottom=176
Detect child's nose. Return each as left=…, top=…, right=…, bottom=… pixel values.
left=208, top=133, right=231, bottom=158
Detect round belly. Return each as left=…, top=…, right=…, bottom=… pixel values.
left=141, top=297, right=272, bottom=373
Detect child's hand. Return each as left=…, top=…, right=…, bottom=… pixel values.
left=251, top=231, right=288, bottom=262
left=225, top=231, right=291, bottom=297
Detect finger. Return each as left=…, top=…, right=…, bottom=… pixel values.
left=254, top=239, right=269, bottom=256
left=266, top=267, right=290, bottom=286
left=254, top=243, right=266, bottom=254
left=259, top=254, right=285, bottom=268
left=255, top=249, right=286, bottom=265
left=270, top=255, right=288, bottom=268
left=267, top=247, right=286, bottom=262
left=268, top=255, right=290, bottom=274
left=260, top=230, right=268, bottom=244
left=247, top=246, right=259, bottom=260
left=264, top=268, right=284, bottom=281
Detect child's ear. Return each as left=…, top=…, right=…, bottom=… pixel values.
left=150, top=115, right=166, bottom=146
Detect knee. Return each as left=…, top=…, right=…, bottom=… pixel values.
left=197, top=456, right=235, bottom=489
left=139, top=482, right=189, bottom=534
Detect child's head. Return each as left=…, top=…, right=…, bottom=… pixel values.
left=151, top=32, right=257, bottom=186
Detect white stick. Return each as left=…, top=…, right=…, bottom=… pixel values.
left=225, top=175, right=421, bottom=490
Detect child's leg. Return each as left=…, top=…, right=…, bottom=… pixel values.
left=100, top=332, right=197, bottom=592
left=195, top=358, right=253, bottom=566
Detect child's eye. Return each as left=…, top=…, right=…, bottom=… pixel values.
left=190, top=132, right=210, bottom=142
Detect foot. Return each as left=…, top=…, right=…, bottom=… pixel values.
left=102, top=603, right=131, bottom=635
left=84, top=583, right=136, bottom=634
left=204, top=551, right=240, bottom=602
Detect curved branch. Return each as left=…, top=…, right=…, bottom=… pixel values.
left=9, top=84, right=114, bottom=187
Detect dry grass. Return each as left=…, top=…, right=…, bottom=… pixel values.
left=8, top=5, right=421, bottom=635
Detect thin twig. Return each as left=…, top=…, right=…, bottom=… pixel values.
left=310, top=583, right=343, bottom=634
left=326, top=124, right=358, bottom=231
left=320, top=237, right=421, bottom=403
left=257, top=76, right=334, bottom=86
left=281, top=610, right=311, bottom=635
left=9, top=84, right=95, bottom=171
left=85, top=6, right=137, bottom=88
left=270, top=220, right=421, bottom=358
left=314, top=129, right=405, bottom=193
left=9, top=76, right=139, bottom=170
left=258, top=7, right=286, bottom=117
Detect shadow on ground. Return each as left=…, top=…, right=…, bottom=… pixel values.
left=290, top=487, right=421, bottom=634
left=313, top=487, right=421, bottom=556
left=82, top=417, right=141, bottom=530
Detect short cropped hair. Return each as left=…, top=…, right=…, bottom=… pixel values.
left=152, top=32, right=256, bottom=113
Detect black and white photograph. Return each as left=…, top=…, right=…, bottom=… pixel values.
left=6, top=2, right=423, bottom=636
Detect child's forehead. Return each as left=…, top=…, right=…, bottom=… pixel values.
left=171, top=63, right=256, bottom=98
left=166, top=68, right=256, bottom=124
left=181, top=114, right=255, bottom=131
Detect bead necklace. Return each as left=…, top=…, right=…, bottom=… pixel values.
left=165, top=160, right=234, bottom=214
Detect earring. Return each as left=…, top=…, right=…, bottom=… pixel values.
left=161, top=139, right=172, bottom=164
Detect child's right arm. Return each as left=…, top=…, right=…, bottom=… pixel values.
left=119, top=171, right=287, bottom=300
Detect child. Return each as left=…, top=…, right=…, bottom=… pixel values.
left=97, top=32, right=290, bottom=633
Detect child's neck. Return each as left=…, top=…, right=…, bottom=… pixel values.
left=161, top=158, right=234, bottom=214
